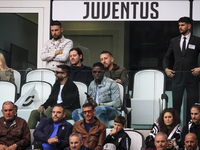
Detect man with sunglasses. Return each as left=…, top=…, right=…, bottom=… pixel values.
left=73, top=102, right=106, bottom=150
left=28, top=65, right=80, bottom=129
left=72, top=62, right=121, bottom=128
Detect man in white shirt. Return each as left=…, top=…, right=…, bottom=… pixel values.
left=41, top=21, right=73, bottom=71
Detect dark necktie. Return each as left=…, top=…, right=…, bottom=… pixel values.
left=182, top=37, right=186, bottom=55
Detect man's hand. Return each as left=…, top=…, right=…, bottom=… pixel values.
left=5, top=144, right=17, bottom=150
left=0, top=144, right=8, bottom=150
left=115, top=79, right=122, bottom=84
left=38, top=106, right=46, bottom=114
left=110, top=128, right=117, bottom=135
left=165, top=68, right=175, bottom=77
left=191, top=67, right=200, bottom=76
left=55, top=50, right=62, bottom=56
left=167, top=139, right=174, bottom=149
left=87, top=96, right=97, bottom=108
left=47, top=136, right=59, bottom=145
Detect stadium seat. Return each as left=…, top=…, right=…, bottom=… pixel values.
left=17, top=81, right=52, bottom=122
left=131, top=69, right=168, bottom=125
left=26, top=68, right=55, bottom=86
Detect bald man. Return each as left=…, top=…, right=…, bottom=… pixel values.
left=184, top=133, right=199, bottom=150
left=154, top=132, right=168, bottom=150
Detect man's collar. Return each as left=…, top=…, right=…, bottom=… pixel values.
left=51, top=35, right=64, bottom=42
left=181, top=32, right=191, bottom=39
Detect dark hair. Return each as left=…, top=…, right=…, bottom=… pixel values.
left=93, top=62, right=105, bottom=70
left=69, top=47, right=84, bottom=62
left=178, top=17, right=193, bottom=26
left=100, top=50, right=113, bottom=57
left=57, top=65, right=71, bottom=76
left=114, top=115, right=126, bottom=126
left=82, top=102, right=95, bottom=110
left=191, top=104, right=200, bottom=112
left=157, top=108, right=180, bottom=135
left=51, top=21, right=62, bottom=27
left=53, top=104, right=65, bottom=113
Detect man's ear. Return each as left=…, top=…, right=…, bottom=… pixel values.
left=111, top=56, right=114, bottom=63
left=188, top=24, right=191, bottom=30
left=93, top=109, right=96, bottom=115
left=61, top=27, right=63, bottom=33
left=122, top=125, right=125, bottom=129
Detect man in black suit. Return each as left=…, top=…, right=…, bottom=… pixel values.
left=163, top=16, right=200, bottom=121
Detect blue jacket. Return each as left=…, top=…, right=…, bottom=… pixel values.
left=88, top=76, right=121, bottom=109
left=33, top=118, right=73, bottom=149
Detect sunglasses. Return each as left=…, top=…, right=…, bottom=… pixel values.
left=92, top=71, right=104, bottom=74
left=83, top=110, right=93, bottom=114
left=55, top=71, right=65, bottom=74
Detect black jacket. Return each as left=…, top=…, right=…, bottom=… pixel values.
left=42, top=79, right=80, bottom=111
left=163, top=35, right=200, bottom=82
left=33, top=118, right=72, bottom=149
left=103, top=129, right=131, bottom=150
left=69, top=64, right=93, bottom=86
left=181, top=120, right=200, bottom=148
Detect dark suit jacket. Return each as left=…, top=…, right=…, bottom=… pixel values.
left=163, top=34, right=200, bottom=82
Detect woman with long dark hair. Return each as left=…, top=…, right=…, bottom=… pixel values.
left=145, top=108, right=182, bottom=150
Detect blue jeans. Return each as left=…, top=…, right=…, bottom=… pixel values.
left=72, top=106, right=121, bottom=127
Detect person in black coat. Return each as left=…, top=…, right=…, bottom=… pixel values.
left=28, top=65, right=80, bottom=129
left=69, top=47, right=93, bottom=86
left=103, top=115, right=131, bottom=150
left=163, top=16, right=200, bottom=121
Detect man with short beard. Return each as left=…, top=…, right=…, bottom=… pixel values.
left=73, top=102, right=106, bottom=150
left=184, top=133, right=199, bottom=150
left=28, top=65, right=80, bottom=129
left=41, top=21, right=73, bottom=71
left=163, top=17, right=200, bottom=122
left=69, top=47, right=93, bottom=86
left=181, top=105, right=200, bottom=148
left=33, top=104, right=73, bottom=150
left=100, top=51, right=128, bottom=87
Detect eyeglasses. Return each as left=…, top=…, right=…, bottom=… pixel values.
left=83, top=110, right=93, bottom=114
left=92, top=71, right=104, bottom=74
left=55, top=71, right=65, bottom=74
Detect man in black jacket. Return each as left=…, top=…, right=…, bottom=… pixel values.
left=181, top=104, right=200, bottom=148
left=103, top=115, right=131, bottom=150
left=69, top=47, right=93, bottom=86
left=163, top=17, right=200, bottom=121
left=28, top=65, right=80, bottom=129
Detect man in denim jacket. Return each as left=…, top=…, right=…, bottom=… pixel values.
left=72, top=62, right=121, bottom=127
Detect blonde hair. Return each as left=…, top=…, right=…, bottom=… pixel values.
left=0, top=53, right=9, bottom=70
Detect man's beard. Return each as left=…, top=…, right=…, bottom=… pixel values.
left=54, top=34, right=62, bottom=40
left=181, top=29, right=188, bottom=35
left=56, top=76, right=64, bottom=82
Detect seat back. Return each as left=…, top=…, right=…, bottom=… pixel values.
left=20, top=81, right=52, bottom=109
left=131, top=69, right=166, bottom=125
left=26, top=69, right=55, bottom=86
left=0, top=81, right=16, bottom=105
left=117, top=83, right=124, bottom=105
left=106, top=129, right=145, bottom=150
left=133, top=70, right=164, bottom=99
left=74, top=81, right=87, bottom=108
left=125, top=130, right=145, bottom=150
left=13, top=70, right=21, bottom=94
